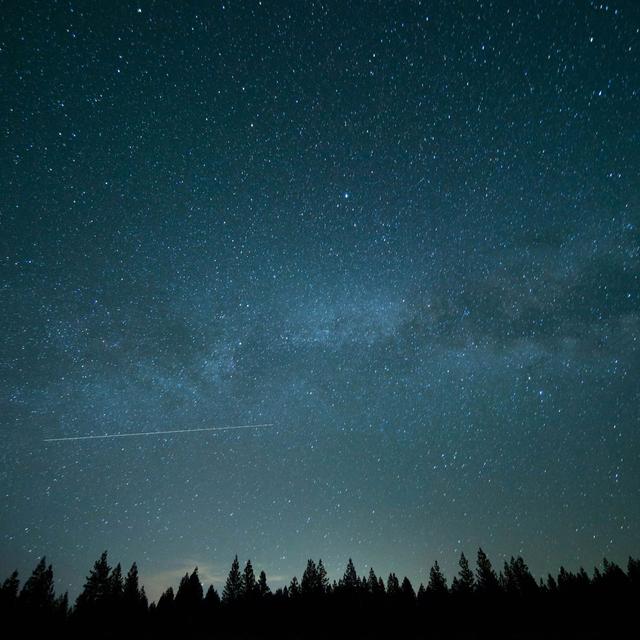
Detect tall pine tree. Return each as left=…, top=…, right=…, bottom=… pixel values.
left=75, top=550, right=112, bottom=614
left=109, top=563, right=123, bottom=603
left=222, top=556, right=243, bottom=605
left=476, top=548, right=500, bottom=594
left=452, top=552, right=475, bottom=595
left=387, top=573, right=400, bottom=596
left=20, top=557, right=55, bottom=614
left=1, top=570, right=19, bottom=606
left=123, top=562, right=148, bottom=616
left=427, top=561, right=448, bottom=596
left=257, top=571, right=271, bottom=598
left=301, top=559, right=318, bottom=596
left=289, top=576, right=300, bottom=598
left=242, top=560, right=257, bottom=600
left=400, top=576, right=416, bottom=602
left=317, top=560, right=329, bottom=594
left=340, top=559, right=358, bottom=592
left=204, top=585, right=220, bottom=611
left=175, top=567, right=203, bottom=613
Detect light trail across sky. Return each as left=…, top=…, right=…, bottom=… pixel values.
left=43, top=423, right=274, bottom=443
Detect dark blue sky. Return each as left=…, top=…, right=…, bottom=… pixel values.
left=2, top=0, right=639, bottom=601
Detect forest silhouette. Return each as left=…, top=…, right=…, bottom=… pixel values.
left=2, top=548, right=638, bottom=639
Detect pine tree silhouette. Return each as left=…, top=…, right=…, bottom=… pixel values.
left=156, top=586, right=175, bottom=621
left=427, top=561, right=448, bottom=595
left=301, top=559, right=318, bottom=595
left=222, top=556, right=243, bottom=605
left=367, top=568, right=383, bottom=596
left=601, top=558, right=628, bottom=591
left=189, top=568, right=204, bottom=602
left=576, top=567, right=591, bottom=591
left=289, top=576, right=300, bottom=598
left=19, top=557, right=55, bottom=614
left=340, top=558, right=358, bottom=592
left=452, top=552, right=475, bottom=595
left=123, top=562, right=148, bottom=616
left=0, top=568, right=20, bottom=630
left=175, top=567, right=203, bottom=615
left=400, top=576, right=416, bottom=602
left=204, top=584, right=220, bottom=611
left=242, top=560, right=258, bottom=600
left=557, top=566, right=574, bottom=593
left=503, top=556, right=538, bottom=597
left=75, top=550, right=112, bottom=614
left=386, top=572, right=400, bottom=596
left=0, top=570, right=19, bottom=605
left=317, top=560, right=329, bottom=594
left=475, top=548, right=500, bottom=594
left=257, top=571, right=271, bottom=598
left=110, top=563, right=124, bottom=603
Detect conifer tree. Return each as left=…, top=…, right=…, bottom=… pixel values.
left=317, top=560, right=329, bottom=594
left=176, top=573, right=190, bottom=606
left=242, top=560, right=257, bottom=600
left=427, top=561, right=448, bottom=595
left=189, top=568, right=204, bottom=602
left=600, top=558, right=628, bottom=594
left=386, top=573, right=400, bottom=596
left=76, top=550, right=112, bottom=613
left=139, top=586, right=148, bottom=609
left=289, top=576, right=300, bottom=598
left=575, top=567, right=590, bottom=591
left=0, top=571, right=20, bottom=625
left=367, top=568, right=381, bottom=595
left=557, top=566, right=573, bottom=592
left=506, top=556, right=538, bottom=596
left=257, top=570, right=271, bottom=598
left=20, top=557, right=55, bottom=613
left=175, top=567, right=203, bottom=612
left=401, top=576, right=416, bottom=601
left=452, top=552, right=475, bottom=595
left=123, top=562, right=147, bottom=615
left=340, top=558, right=358, bottom=591
left=1, top=570, right=20, bottom=607
left=475, top=548, right=500, bottom=594
left=156, top=587, right=174, bottom=618
left=222, top=556, right=243, bottom=605
left=0, top=569, right=20, bottom=630
left=110, top=563, right=123, bottom=602
left=123, top=562, right=139, bottom=601
left=204, top=584, right=220, bottom=610
left=301, top=559, right=318, bottom=595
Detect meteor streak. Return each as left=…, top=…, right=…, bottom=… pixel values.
left=43, top=423, right=274, bottom=442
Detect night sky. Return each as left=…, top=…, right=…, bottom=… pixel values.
left=2, top=1, right=639, bottom=602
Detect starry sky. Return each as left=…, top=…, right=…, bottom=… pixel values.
left=1, top=1, right=639, bottom=602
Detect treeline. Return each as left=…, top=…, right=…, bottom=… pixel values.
left=1, top=549, right=639, bottom=638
